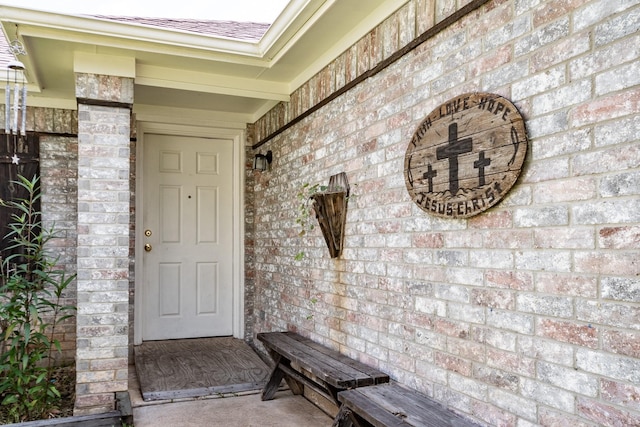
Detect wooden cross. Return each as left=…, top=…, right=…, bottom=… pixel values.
left=422, top=164, right=437, bottom=193
left=474, top=151, right=491, bottom=186
left=436, top=123, right=472, bottom=195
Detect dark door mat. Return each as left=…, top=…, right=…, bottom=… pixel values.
left=134, top=337, right=270, bottom=401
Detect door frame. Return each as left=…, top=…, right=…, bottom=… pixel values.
left=134, top=121, right=246, bottom=344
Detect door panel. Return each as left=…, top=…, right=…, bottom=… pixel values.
left=142, top=134, right=233, bottom=340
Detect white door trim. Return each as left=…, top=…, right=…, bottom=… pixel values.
left=134, top=122, right=245, bottom=344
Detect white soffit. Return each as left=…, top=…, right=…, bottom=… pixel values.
left=0, top=1, right=411, bottom=118
left=74, top=52, right=136, bottom=77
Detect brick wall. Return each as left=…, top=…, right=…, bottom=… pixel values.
left=40, top=134, right=79, bottom=363
left=74, top=73, right=133, bottom=415
left=1, top=105, right=79, bottom=364
left=250, top=1, right=640, bottom=426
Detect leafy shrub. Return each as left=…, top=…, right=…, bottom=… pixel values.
left=0, top=175, right=76, bottom=423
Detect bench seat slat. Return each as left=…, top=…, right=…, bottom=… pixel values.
left=338, top=390, right=409, bottom=427
left=285, top=332, right=389, bottom=384
left=338, top=384, right=480, bottom=427
left=258, top=332, right=380, bottom=388
left=259, top=332, right=369, bottom=387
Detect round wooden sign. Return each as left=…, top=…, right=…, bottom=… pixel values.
left=404, top=92, right=528, bottom=218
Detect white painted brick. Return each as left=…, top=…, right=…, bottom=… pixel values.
left=472, top=326, right=517, bottom=352
left=482, top=59, right=529, bottom=91
left=537, top=361, right=599, bottom=397
left=449, top=372, right=487, bottom=400
left=518, top=336, right=574, bottom=366
left=572, top=199, right=640, bottom=225
left=487, top=310, right=534, bottom=335
left=601, top=277, right=640, bottom=303
left=448, top=302, right=485, bottom=324
left=415, top=296, right=447, bottom=316
left=485, top=15, right=531, bottom=51
left=576, top=348, right=640, bottom=383
left=469, top=250, right=514, bottom=269
left=526, top=111, right=569, bottom=139
left=516, top=293, right=573, bottom=317
left=434, top=284, right=470, bottom=303
left=488, top=388, right=537, bottom=421
left=574, top=0, right=637, bottom=31
left=593, top=4, right=640, bottom=46
left=512, top=66, right=565, bottom=99
left=514, top=206, right=569, bottom=227
left=515, top=250, right=572, bottom=272
left=521, top=378, right=575, bottom=413
left=596, top=60, right=640, bottom=96
left=515, top=17, right=569, bottom=56
left=532, top=79, right=592, bottom=115
left=594, top=115, right=640, bottom=147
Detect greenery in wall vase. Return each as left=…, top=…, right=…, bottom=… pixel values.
left=294, top=172, right=350, bottom=260
left=294, top=182, right=327, bottom=261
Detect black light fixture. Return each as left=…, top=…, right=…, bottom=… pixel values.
left=253, top=150, right=272, bottom=171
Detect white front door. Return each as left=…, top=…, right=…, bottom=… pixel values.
left=142, top=133, right=234, bottom=340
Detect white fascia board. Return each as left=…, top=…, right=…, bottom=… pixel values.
left=263, top=0, right=338, bottom=62
left=258, top=0, right=327, bottom=59
left=288, top=0, right=410, bottom=92
left=74, top=52, right=136, bottom=78
left=136, top=64, right=290, bottom=102
left=0, top=7, right=270, bottom=66
left=133, top=103, right=250, bottom=129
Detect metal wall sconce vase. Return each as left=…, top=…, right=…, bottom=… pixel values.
left=253, top=150, right=272, bottom=171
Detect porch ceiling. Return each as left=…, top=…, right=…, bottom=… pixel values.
left=0, top=0, right=408, bottom=124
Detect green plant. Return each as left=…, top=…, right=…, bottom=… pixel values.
left=294, top=182, right=327, bottom=261
left=0, top=175, right=76, bottom=423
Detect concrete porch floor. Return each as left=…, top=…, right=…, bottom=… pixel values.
left=128, top=366, right=333, bottom=427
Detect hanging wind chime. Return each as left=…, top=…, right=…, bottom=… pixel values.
left=4, top=38, right=28, bottom=194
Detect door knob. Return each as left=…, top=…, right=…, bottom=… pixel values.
left=144, top=243, right=152, bottom=252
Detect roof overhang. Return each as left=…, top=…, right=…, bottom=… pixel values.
left=0, top=0, right=408, bottom=123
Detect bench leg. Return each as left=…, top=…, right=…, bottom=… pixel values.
left=332, top=405, right=353, bottom=427
left=283, top=371, right=305, bottom=396
left=262, top=354, right=305, bottom=400
left=262, top=362, right=286, bottom=401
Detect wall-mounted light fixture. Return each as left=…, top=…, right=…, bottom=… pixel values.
left=253, top=150, right=272, bottom=171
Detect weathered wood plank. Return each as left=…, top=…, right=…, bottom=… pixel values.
left=337, top=389, right=407, bottom=427
left=338, top=384, right=480, bottom=427
left=258, top=332, right=376, bottom=387
left=2, top=411, right=122, bottom=427
left=259, top=331, right=389, bottom=406
left=286, top=332, right=389, bottom=384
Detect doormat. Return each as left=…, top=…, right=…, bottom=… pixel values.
left=134, top=337, right=271, bottom=401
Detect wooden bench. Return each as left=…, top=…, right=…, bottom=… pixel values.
left=334, top=383, right=480, bottom=427
left=257, top=331, right=389, bottom=405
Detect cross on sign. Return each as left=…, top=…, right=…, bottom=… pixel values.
left=423, top=164, right=437, bottom=193
left=436, top=123, right=472, bottom=195
left=474, top=151, right=491, bottom=186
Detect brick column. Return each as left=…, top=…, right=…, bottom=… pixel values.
left=74, top=73, right=133, bottom=415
